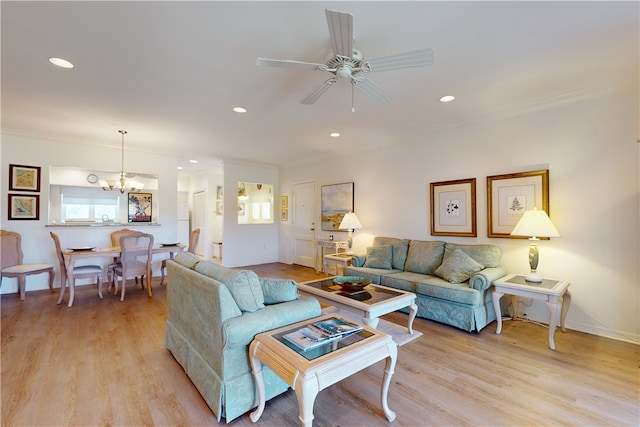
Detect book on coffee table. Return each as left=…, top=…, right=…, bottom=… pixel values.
left=282, top=318, right=363, bottom=351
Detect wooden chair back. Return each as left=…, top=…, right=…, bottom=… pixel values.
left=119, top=232, right=153, bottom=278
left=49, top=232, right=67, bottom=275
left=1, top=230, right=23, bottom=268
left=188, top=228, right=201, bottom=254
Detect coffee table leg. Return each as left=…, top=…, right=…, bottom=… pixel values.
left=380, top=341, right=397, bottom=422
left=249, top=342, right=266, bottom=422
left=407, top=302, right=417, bottom=334
left=295, top=375, right=319, bottom=427
left=492, top=290, right=504, bottom=334
left=363, top=315, right=380, bottom=329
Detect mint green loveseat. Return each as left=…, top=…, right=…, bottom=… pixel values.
left=345, top=237, right=506, bottom=332
left=164, top=253, right=321, bottom=422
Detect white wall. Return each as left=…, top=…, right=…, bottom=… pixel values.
left=280, top=87, right=639, bottom=344
left=1, top=132, right=179, bottom=289
left=222, top=160, right=279, bottom=267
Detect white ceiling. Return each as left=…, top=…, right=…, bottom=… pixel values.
left=2, top=1, right=637, bottom=172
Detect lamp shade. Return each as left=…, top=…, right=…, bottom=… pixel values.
left=510, top=208, right=560, bottom=238
left=339, top=212, right=362, bottom=230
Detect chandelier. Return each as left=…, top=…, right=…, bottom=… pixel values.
left=99, top=130, right=144, bottom=193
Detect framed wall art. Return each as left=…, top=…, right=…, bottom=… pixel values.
left=280, top=195, right=288, bottom=209
left=216, top=186, right=223, bottom=200
left=430, top=178, right=477, bottom=237
left=487, top=169, right=549, bottom=238
left=128, top=193, right=152, bottom=223
left=321, top=182, right=354, bottom=231
left=9, top=164, right=41, bottom=192
left=215, top=200, right=223, bottom=216
left=280, top=209, right=288, bottom=222
left=8, top=194, right=40, bottom=220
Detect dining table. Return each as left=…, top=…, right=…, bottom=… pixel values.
left=58, top=244, right=185, bottom=307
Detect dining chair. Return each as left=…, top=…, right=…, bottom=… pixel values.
left=111, top=232, right=153, bottom=301
left=160, top=228, right=200, bottom=285
left=106, top=228, right=138, bottom=285
left=1, top=230, right=55, bottom=300
left=49, top=232, right=104, bottom=300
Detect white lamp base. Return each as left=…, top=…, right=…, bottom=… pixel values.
left=525, top=274, right=542, bottom=283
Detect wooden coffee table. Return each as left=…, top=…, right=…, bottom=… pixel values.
left=249, top=314, right=397, bottom=427
left=298, top=277, right=417, bottom=334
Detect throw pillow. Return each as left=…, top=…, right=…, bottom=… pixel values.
left=195, top=263, right=265, bottom=312
left=174, top=252, right=200, bottom=269
left=435, top=249, right=485, bottom=284
left=363, top=245, right=393, bottom=269
left=260, top=278, right=299, bottom=304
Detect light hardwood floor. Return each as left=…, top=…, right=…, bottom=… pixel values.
left=2, top=263, right=638, bottom=426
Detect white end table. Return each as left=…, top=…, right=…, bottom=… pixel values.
left=323, top=253, right=353, bottom=276
left=492, top=274, right=571, bottom=350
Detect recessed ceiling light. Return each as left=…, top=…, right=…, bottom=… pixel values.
left=177, top=166, right=183, bottom=170
left=232, top=106, right=247, bottom=113
left=330, top=132, right=340, bottom=138
left=440, top=95, right=455, bottom=103
left=189, top=159, right=198, bottom=164
left=49, top=57, right=74, bottom=68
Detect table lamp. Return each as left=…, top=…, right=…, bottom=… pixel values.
left=339, top=212, right=362, bottom=253
left=510, top=207, right=560, bottom=282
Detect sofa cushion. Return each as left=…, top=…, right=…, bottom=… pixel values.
left=404, top=240, right=446, bottom=275
left=260, top=278, right=299, bottom=304
left=174, top=251, right=200, bottom=269
left=363, top=245, right=393, bottom=269
left=195, top=262, right=265, bottom=312
left=344, top=266, right=402, bottom=284
left=372, top=237, right=410, bottom=270
left=444, top=243, right=501, bottom=268
left=435, top=249, right=485, bottom=283
left=415, top=276, right=485, bottom=306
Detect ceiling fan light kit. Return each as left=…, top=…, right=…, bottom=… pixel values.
left=257, top=9, right=434, bottom=108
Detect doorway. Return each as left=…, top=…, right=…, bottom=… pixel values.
left=292, top=181, right=316, bottom=269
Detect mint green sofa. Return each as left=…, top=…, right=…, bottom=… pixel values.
left=345, top=237, right=506, bottom=332
left=164, top=253, right=321, bottom=422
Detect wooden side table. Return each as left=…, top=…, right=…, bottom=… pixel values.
left=492, top=274, right=571, bottom=350
left=323, top=253, right=353, bottom=276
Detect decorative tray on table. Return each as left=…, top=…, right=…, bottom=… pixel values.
left=68, top=246, right=95, bottom=251
left=333, top=276, right=372, bottom=291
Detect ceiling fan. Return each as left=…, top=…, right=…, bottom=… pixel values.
left=257, top=9, right=434, bottom=108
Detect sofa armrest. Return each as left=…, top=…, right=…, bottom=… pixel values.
left=469, top=266, right=507, bottom=292
left=351, top=254, right=366, bottom=267
left=223, top=297, right=322, bottom=349
left=259, top=278, right=299, bottom=304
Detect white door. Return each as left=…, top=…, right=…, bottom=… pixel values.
left=192, top=191, right=206, bottom=256
left=293, top=181, right=316, bottom=269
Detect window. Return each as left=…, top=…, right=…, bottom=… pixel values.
left=55, top=186, right=120, bottom=222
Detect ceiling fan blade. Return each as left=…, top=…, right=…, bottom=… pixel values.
left=301, top=78, right=337, bottom=104
left=325, top=9, right=353, bottom=59
left=362, top=48, right=434, bottom=73
left=352, top=76, right=391, bottom=104
left=256, top=58, right=325, bottom=70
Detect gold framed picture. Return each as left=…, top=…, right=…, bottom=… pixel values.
left=280, top=209, right=288, bottom=222
left=487, top=169, right=550, bottom=238
left=430, top=178, right=477, bottom=237
left=280, top=195, right=288, bottom=209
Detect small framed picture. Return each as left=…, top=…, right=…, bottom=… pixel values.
left=430, top=178, right=477, bottom=237
left=8, top=194, right=40, bottom=220
left=280, top=209, right=288, bottom=222
left=280, top=195, right=288, bottom=209
left=9, top=164, right=41, bottom=192
left=216, top=186, right=223, bottom=200
left=487, top=169, right=549, bottom=238
left=215, top=200, right=223, bottom=216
